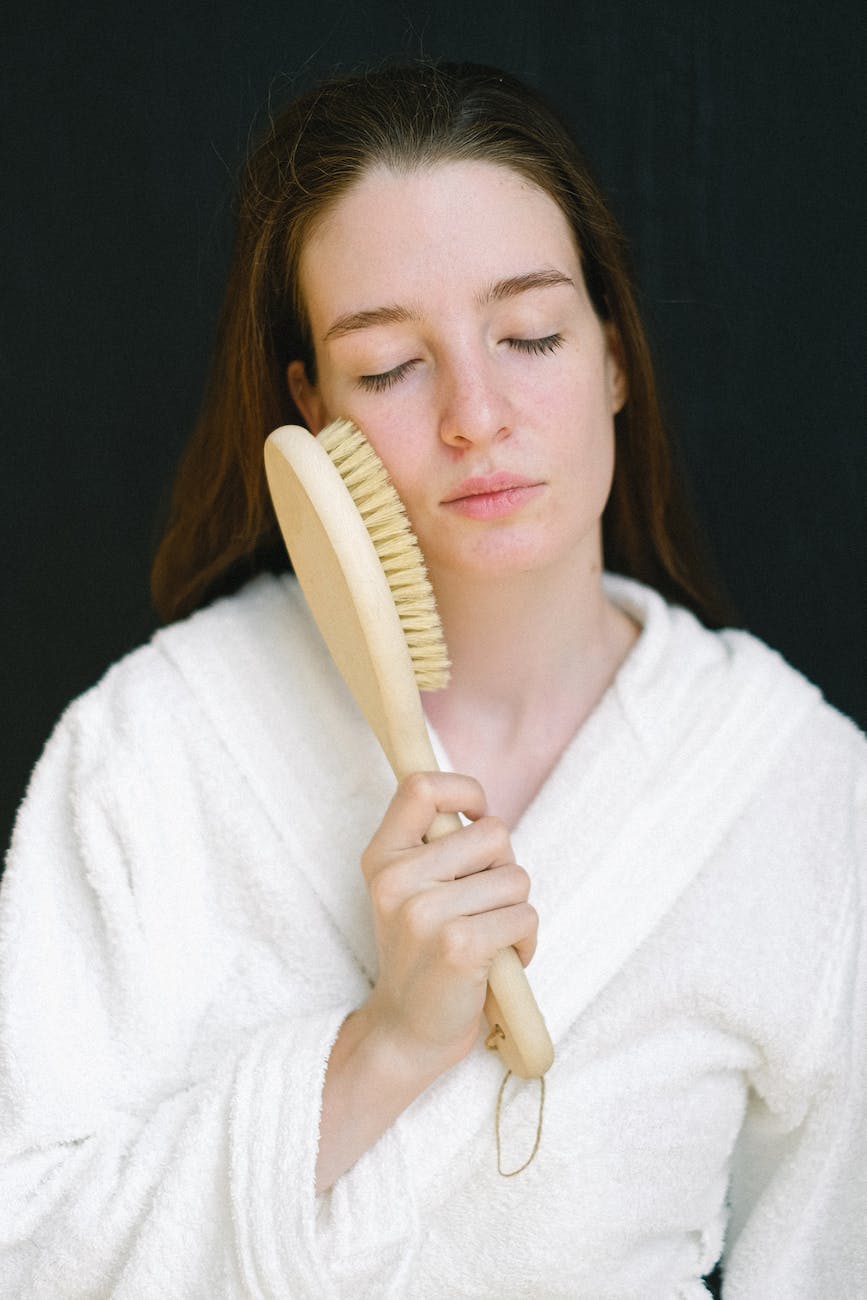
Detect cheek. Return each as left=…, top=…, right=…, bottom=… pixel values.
left=382, top=445, right=430, bottom=515
left=344, top=414, right=428, bottom=510
left=535, top=359, right=614, bottom=444
left=542, top=365, right=617, bottom=500
left=314, top=363, right=420, bottom=457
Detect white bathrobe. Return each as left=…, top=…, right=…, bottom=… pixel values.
left=1, top=573, right=865, bottom=1299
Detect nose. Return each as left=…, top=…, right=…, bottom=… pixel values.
left=437, top=352, right=512, bottom=450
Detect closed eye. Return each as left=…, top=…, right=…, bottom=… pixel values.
left=357, top=359, right=420, bottom=393
left=357, top=333, right=564, bottom=392
left=507, top=333, right=565, bottom=356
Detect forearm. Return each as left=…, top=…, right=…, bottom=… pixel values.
left=316, top=1002, right=451, bottom=1193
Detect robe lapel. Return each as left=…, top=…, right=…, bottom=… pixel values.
left=404, top=606, right=821, bottom=1195
left=509, top=583, right=820, bottom=1043
left=519, top=630, right=819, bottom=1041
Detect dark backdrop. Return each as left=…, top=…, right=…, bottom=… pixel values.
left=3, top=0, right=865, bottom=850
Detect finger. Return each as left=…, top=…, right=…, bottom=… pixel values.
left=398, top=863, right=532, bottom=941
left=366, top=771, right=488, bottom=858
left=364, top=815, right=515, bottom=914
left=420, top=815, right=515, bottom=882
left=366, top=819, right=516, bottom=923
left=438, top=903, right=539, bottom=978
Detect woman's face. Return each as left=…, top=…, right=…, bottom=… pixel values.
left=289, top=160, right=626, bottom=587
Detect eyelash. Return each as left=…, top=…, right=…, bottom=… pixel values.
left=358, top=360, right=418, bottom=394
left=507, top=332, right=565, bottom=357
left=357, top=333, right=565, bottom=393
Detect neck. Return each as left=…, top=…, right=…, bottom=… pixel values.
left=419, top=553, right=638, bottom=827
left=421, top=552, right=638, bottom=748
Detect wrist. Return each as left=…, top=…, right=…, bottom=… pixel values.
left=340, top=999, right=459, bottom=1099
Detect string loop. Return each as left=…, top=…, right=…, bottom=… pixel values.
left=494, top=1068, right=546, bottom=1177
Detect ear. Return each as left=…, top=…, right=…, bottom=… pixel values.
left=286, top=360, right=328, bottom=433
left=604, top=325, right=628, bottom=415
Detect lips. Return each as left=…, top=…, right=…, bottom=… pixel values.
left=441, top=472, right=541, bottom=503
left=441, top=472, right=545, bottom=520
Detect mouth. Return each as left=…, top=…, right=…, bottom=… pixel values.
left=441, top=473, right=545, bottom=520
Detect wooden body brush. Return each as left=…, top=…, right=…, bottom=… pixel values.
left=264, top=419, right=554, bottom=1079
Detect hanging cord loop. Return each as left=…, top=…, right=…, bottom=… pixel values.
left=493, top=1067, right=546, bottom=1177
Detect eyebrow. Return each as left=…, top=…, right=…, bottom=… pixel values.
left=476, top=268, right=575, bottom=305
left=323, top=302, right=421, bottom=342
left=321, top=267, right=574, bottom=342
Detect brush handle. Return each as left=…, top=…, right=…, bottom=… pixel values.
left=399, top=739, right=554, bottom=1080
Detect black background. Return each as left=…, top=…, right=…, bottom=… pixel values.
left=3, top=0, right=865, bottom=850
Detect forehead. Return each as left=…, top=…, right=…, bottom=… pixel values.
left=297, top=160, right=581, bottom=328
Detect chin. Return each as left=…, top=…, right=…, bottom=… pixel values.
left=431, top=529, right=595, bottom=584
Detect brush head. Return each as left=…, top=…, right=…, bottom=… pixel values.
left=316, top=418, right=450, bottom=692
left=264, top=421, right=450, bottom=773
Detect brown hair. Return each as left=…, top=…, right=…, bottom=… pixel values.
left=151, top=60, right=730, bottom=626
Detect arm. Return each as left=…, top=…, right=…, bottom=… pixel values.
left=722, top=783, right=867, bottom=1296
left=1, top=689, right=536, bottom=1295
left=0, top=705, right=347, bottom=1298
left=317, top=770, right=537, bottom=1191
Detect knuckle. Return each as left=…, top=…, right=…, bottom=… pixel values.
left=400, top=770, right=436, bottom=804
left=504, top=863, right=532, bottom=904
left=476, top=813, right=507, bottom=838
left=401, top=890, right=434, bottom=939
left=475, top=814, right=511, bottom=854
left=369, top=864, right=402, bottom=916
left=439, top=917, right=474, bottom=968
left=462, top=774, right=486, bottom=805
left=521, top=901, right=540, bottom=935
left=509, top=864, right=532, bottom=898
left=509, top=899, right=537, bottom=935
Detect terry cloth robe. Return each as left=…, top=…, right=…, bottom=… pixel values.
left=1, top=573, right=865, bottom=1299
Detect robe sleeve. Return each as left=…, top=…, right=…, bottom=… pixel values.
left=721, top=774, right=867, bottom=1297
left=0, top=680, right=420, bottom=1299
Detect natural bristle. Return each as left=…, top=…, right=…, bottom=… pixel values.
left=317, top=418, right=450, bottom=691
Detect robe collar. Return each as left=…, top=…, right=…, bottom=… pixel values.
left=159, top=573, right=820, bottom=1185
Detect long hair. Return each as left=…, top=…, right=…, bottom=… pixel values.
left=151, top=61, right=730, bottom=626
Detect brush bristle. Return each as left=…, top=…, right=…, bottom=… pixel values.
left=317, top=418, right=451, bottom=691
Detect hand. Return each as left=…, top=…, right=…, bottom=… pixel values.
left=359, top=771, right=538, bottom=1080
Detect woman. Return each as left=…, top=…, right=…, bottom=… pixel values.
left=2, top=62, right=864, bottom=1298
